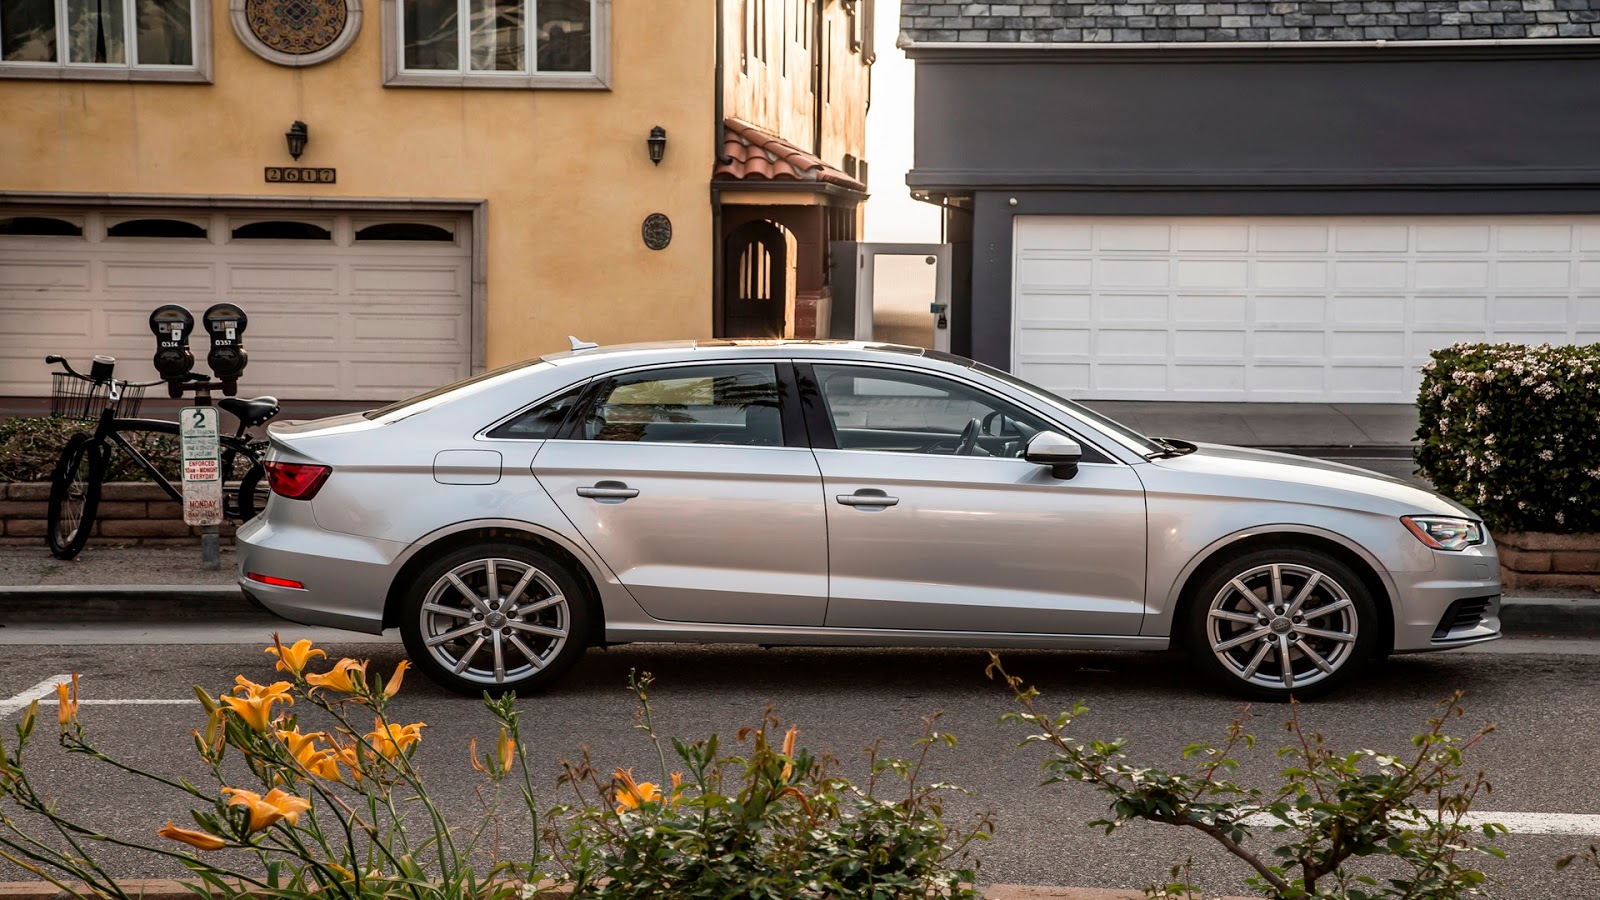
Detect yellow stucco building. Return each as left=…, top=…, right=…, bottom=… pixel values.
left=0, top=0, right=873, bottom=400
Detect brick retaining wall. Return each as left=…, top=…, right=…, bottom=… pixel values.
left=0, top=482, right=236, bottom=547
left=1496, top=531, right=1600, bottom=590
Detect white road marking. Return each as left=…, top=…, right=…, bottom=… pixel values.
left=1244, top=811, right=1600, bottom=836
left=36, top=699, right=198, bottom=706
left=0, top=675, right=74, bottom=718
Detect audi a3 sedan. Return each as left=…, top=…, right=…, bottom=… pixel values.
left=238, top=340, right=1501, bottom=699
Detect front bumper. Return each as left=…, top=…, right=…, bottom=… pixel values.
left=235, top=504, right=406, bottom=635
left=1389, top=540, right=1502, bottom=652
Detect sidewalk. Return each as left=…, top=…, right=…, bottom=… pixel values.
left=2, top=546, right=1596, bottom=636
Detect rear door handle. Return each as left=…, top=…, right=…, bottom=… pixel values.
left=577, top=481, right=639, bottom=501
left=836, top=489, right=898, bottom=508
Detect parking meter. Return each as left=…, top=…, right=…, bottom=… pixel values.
left=202, top=303, right=248, bottom=394
left=149, top=305, right=196, bottom=396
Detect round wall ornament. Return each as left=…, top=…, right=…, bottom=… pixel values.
left=642, top=213, right=672, bottom=251
left=231, top=0, right=361, bottom=66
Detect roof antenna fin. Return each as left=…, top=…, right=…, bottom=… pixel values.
left=568, top=336, right=599, bottom=352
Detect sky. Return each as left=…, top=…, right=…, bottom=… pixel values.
left=862, top=0, right=939, bottom=244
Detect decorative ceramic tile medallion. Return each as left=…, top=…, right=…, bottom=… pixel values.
left=642, top=213, right=672, bottom=251
left=248, top=0, right=347, bottom=54
left=232, top=0, right=361, bottom=65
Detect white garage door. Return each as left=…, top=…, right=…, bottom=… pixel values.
left=1013, top=216, right=1600, bottom=402
left=0, top=209, right=474, bottom=400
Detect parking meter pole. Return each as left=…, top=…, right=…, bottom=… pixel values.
left=194, top=387, right=220, bottom=571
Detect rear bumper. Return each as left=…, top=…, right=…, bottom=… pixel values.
left=1390, top=541, right=1502, bottom=653
left=235, top=508, right=405, bottom=635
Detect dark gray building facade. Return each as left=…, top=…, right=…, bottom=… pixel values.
left=902, top=4, right=1600, bottom=402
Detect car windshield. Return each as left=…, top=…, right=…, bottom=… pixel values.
left=971, top=362, right=1167, bottom=455
left=363, top=358, right=548, bottom=423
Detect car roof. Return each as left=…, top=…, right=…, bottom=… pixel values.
left=540, top=339, right=967, bottom=367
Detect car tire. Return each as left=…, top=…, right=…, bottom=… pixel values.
left=1183, top=547, right=1380, bottom=701
left=400, top=542, right=592, bottom=696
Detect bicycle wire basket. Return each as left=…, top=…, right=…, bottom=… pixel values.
left=50, top=373, right=148, bottom=420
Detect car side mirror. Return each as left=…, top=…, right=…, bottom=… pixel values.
left=1025, top=431, right=1082, bottom=480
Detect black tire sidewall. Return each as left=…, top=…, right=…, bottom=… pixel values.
left=399, top=541, right=591, bottom=696
left=231, top=460, right=267, bottom=521
left=1183, top=547, right=1379, bottom=701
left=47, top=434, right=104, bottom=559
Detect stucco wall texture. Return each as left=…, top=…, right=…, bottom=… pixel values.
left=0, top=2, right=718, bottom=368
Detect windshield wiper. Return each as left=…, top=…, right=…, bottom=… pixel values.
left=1144, top=437, right=1199, bottom=459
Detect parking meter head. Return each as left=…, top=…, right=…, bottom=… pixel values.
left=203, top=303, right=249, bottom=384
left=149, top=305, right=196, bottom=383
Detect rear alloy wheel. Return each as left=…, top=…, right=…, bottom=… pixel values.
left=1185, top=548, right=1378, bottom=700
left=400, top=542, right=591, bottom=696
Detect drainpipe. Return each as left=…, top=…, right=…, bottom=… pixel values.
left=812, top=1, right=824, bottom=158
left=712, top=1, right=728, bottom=337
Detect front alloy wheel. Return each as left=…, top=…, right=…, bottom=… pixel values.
left=400, top=543, right=590, bottom=695
left=1187, top=549, right=1377, bottom=699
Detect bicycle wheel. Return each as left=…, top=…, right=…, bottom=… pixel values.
left=222, top=442, right=268, bottom=521
left=229, top=460, right=269, bottom=520
left=47, top=434, right=105, bottom=560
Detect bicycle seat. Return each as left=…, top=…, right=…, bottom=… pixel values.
left=218, top=396, right=280, bottom=427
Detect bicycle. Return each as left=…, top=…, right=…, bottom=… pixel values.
left=43, top=354, right=281, bottom=560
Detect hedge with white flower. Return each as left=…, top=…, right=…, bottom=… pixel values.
left=1415, top=342, right=1600, bottom=534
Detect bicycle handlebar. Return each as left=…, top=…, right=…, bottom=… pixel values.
left=44, top=355, right=85, bottom=380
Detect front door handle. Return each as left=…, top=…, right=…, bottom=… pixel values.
left=577, top=481, right=639, bottom=502
left=836, top=489, right=898, bottom=508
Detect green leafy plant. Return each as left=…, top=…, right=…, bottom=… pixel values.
left=0, top=636, right=556, bottom=900
left=0, top=415, right=183, bottom=483
left=1414, top=342, right=1600, bottom=533
left=543, top=670, right=992, bottom=899
left=988, top=654, right=1505, bottom=900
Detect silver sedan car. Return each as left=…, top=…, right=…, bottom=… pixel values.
left=238, top=340, right=1501, bottom=699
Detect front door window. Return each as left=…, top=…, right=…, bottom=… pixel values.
left=806, top=363, right=1146, bottom=635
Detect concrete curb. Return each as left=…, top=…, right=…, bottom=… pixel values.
left=0, top=882, right=1247, bottom=900
left=3, top=586, right=1598, bottom=636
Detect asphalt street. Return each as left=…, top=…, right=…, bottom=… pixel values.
left=0, top=632, right=1596, bottom=898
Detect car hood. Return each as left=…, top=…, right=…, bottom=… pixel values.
left=1145, top=442, right=1476, bottom=519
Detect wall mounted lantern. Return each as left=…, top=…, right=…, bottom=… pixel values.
left=647, top=126, right=667, bottom=166
left=285, top=121, right=309, bottom=161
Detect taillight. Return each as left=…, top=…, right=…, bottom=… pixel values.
left=265, top=461, right=332, bottom=500
left=246, top=572, right=305, bottom=590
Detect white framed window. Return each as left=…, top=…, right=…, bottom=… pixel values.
left=0, top=0, right=210, bottom=81
left=383, top=0, right=609, bottom=89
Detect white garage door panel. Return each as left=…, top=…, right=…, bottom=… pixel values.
left=1013, top=215, right=1600, bottom=402
left=0, top=210, right=473, bottom=400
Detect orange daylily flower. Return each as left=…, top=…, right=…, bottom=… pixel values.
left=469, top=737, right=487, bottom=774
left=158, top=821, right=228, bottom=851
left=265, top=637, right=326, bottom=677
left=220, top=678, right=292, bottom=732
left=233, top=675, right=293, bottom=702
left=305, top=659, right=369, bottom=696
left=277, top=728, right=341, bottom=781
left=222, top=787, right=312, bottom=833
left=55, top=674, right=80, bottom=729
left=382, top=661, right=410, bottom=699
left=613, top=768, right=662, bottom=814
left=365, top=719, right=426, bottom=760
left=497, top=728, right=516, bottom=774
left=327, top=737, right=364, bottom=783
left=779, top=725, right=800, bottom=781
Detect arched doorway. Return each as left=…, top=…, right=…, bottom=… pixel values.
left=723, top=220, right=789, bottom=338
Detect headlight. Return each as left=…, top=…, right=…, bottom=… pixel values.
left=1402, top=516, right=1485, bottom=551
